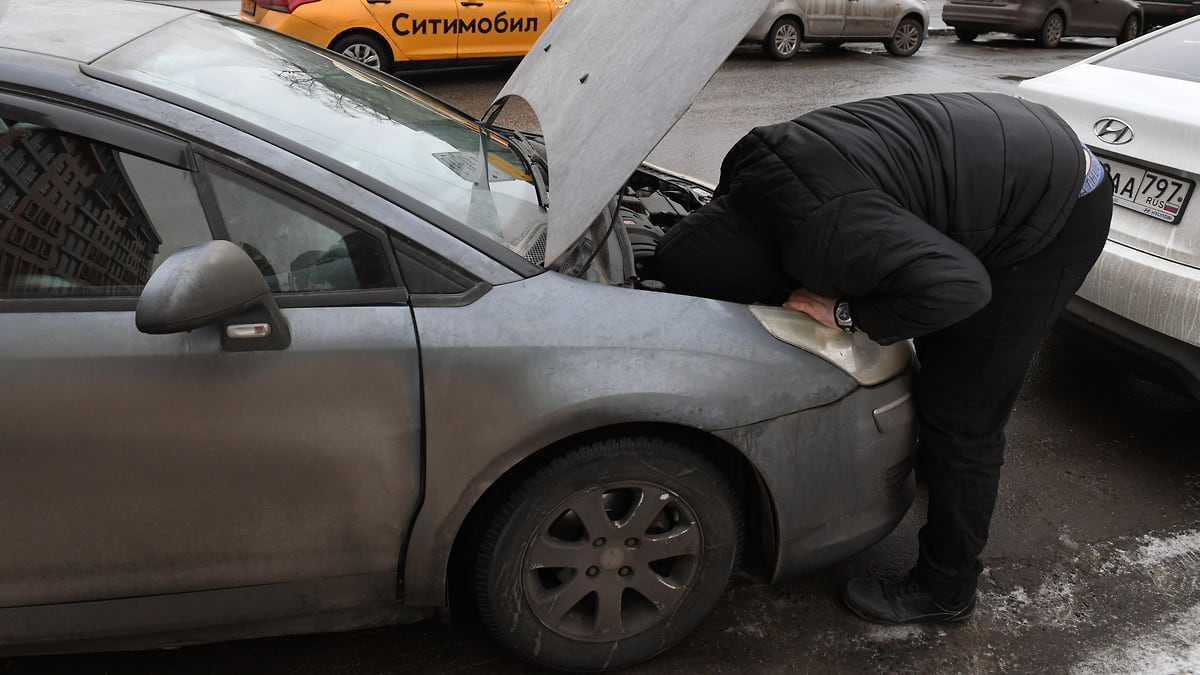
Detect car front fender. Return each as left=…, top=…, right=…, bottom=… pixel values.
left=401, top=272, right=898, bottom=607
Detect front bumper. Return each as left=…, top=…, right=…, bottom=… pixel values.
left=717, top=371, right=917, bottom=581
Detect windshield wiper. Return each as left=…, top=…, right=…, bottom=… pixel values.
left=501, top=127, right=550, bottom=210
left=482, top=98, right=548, bottom=208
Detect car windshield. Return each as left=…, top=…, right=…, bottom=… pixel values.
left=1093, top=18, right=1200, bottom=83
left=91, top=13, right=546, bottom=256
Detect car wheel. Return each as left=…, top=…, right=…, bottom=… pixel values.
left=885, top=17, right=924, bottom=56
left=474, top=438, right=742, bottom=671
left=1036, top=12, right=1065, bottom=48
left=763, top=17, right=802, bottom=60
left=329, top=33, right=393, bottom=71
left=1116, top=13, right=1141, bottom=43
left=954, top=27, right=979, bottom=42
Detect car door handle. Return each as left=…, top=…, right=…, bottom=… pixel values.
left=367, top=0, right=390, bottom=3
left=461, top=1, right=484, bottom=6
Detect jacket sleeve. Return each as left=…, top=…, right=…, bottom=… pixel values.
left=782, top=189, right=992, bottom=344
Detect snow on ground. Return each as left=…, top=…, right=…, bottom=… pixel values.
left=980, top=529, right=1200, bottom=673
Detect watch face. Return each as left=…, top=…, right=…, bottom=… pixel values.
left=836, top=302, right=852, bottom=324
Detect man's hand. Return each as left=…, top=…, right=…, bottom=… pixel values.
left=783, top=288, right=837, bottom=329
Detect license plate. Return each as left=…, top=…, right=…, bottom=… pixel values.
left=241, top=0, right=256, bottom=15
left=1098, top=154, right=1195, bottom=224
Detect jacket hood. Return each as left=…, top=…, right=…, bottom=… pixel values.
left=488, top=0, right=770, bottom=265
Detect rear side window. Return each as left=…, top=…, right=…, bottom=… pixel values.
left=1095, top=19, right=1200, bottom=82
left=0, top=121, right=210, bottom=298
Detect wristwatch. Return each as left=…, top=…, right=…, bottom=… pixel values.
left=834, top=299, right=856, bottom=333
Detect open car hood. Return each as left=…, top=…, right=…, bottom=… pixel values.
left=489, top=0, right=770, bottom=265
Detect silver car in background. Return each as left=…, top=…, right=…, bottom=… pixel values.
left=0, top=0, right=917, bottom=670
left=745, top=0, right=930, bottom=59
left=1018, top=17, right=1200, bottom=397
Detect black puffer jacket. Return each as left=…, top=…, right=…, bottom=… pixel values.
left=656, top=92, right=1087, bottom=344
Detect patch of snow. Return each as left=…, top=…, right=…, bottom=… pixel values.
left=1070, top=603, right=1200, bottom=675
left=1134, top=530, right=1200, bottom=571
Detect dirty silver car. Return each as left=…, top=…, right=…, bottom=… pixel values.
left=0, top=0, right=917, bottom=670
left=746, top=0, right=930, bottom=59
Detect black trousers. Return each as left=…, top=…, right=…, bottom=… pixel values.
left=909, top=182, right=1113, bottom=606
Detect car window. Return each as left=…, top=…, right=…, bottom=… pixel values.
left=0, top=120, right=210, bottom=298
left=1095, top=19, right=1200, bottom=82
left=207, top=164, right=393, bottom=293
left=91, top=14, right=546, bottom=259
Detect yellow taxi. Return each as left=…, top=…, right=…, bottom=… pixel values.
left=239, top=0, right=568, bottom=71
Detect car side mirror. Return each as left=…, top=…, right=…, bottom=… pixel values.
left=136, top=240, right=291, bottom=351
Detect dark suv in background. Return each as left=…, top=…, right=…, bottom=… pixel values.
left=1139, top=0, right=1200, bottom=27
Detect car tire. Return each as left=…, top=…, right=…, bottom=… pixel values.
left=763, top=17, right=802, bottom=60
left=329, top=33, right=393, bottom=71
left=954, top=27, right=979, bottom=42
left=885, top=17, right=924, bottom=56
left=1036, top=12, right=1065, bottom=48
left=474, top=438, right=742, bottom=671
left=1116, top=13, right=1141, bottom=43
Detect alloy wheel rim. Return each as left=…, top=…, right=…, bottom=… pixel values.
left=1047, top=17, right=1063, bottom=42
left=895, top=25, right=919, bottom=52
left=343, top=44, right=380, bottom=68
left=520, top=482, right=703, bottom=641
left=776, top=25, right=799, bottom=55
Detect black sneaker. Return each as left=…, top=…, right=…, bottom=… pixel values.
left=842, top=576, right=976, bottom=625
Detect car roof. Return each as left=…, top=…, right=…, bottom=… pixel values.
left=0, top=0, right=187, bottom=63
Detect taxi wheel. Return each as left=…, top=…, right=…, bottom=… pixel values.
left=763, top=17, right=802, bottom=60
left=474, top=438, right=742, bottom=671
left=1036, top=12, right=1064, bottom=48
left=330, top=34, right=393, bottom=72
left=885, top=17, right=924, bottom=56
left=1116, top=13, right=1140, bottom=43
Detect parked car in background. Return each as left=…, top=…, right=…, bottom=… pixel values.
left=0, top=0, right=920, bottom=670
left=239, top=0, right=568, bottom=71
left=944, top=0, right=1143, bottom=47
left=1139, top=0, right=1200, bottom=27
left=1018, top=17, right=1200, bottom=398
left=744, top=0, right=929, bottom=59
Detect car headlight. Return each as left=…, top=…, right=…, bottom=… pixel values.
left=749, top=305, right=914, bottom=386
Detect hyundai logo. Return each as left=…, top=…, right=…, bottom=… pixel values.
left=1094, top=118, right=1134, bottom=145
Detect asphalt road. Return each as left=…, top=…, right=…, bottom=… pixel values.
left=9, top=21, right=1200, bottom=675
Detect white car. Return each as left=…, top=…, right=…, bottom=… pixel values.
left=1018, top=16, right=1200, bottom=397
left=745, top=0, right=930, bottom=59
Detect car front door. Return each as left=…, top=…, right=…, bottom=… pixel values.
left=0, top=104, right=423, bottom=610
left=369, top=0, right=461, bottom=60
left=843, top=0, right=899, bottom=35
left=1075, top=0, right=1132, bottom=34
left=800, top=0, right=848, bottom=37
left=456, top=0, right=556, bottom=58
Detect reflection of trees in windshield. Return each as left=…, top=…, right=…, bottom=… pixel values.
left=249, top=31, right=500, bottom=159
left=242, top=30, right=533, bottom=241
left=97, top=15, right=544, bottom=254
